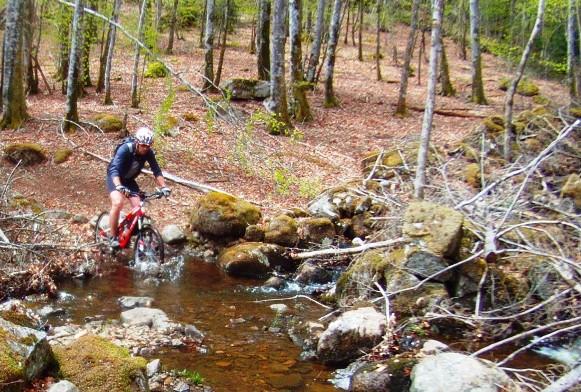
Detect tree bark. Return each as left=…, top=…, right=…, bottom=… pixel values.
left=395, top=0, right=420, bottom=115
left=130, top=0, right=147, bottom=108
left=567, top=0, right=580, bottom=104
left=344, top=0, right=350, bottom=44
left=414, top=0, right=444, bottom=199
left=1, top=0, right=28, bottom=129
left=199, top=0, right=207, bottom=48
left=23, top=0, right=37, bottom=95
left=103, top=0, right=121, bottom=105
left=469, top=0, right=487, bottom=104
left=214, top=0, right=229, bottom=87
left=439, top=42, right=455, bottom=96
left=324, top=0, right=343, bottom=107
left=264, top=0, right=291, bottom=130
left=202, top=0, right=216, bottom=91
left=81, top=0, right=98, bottom=89
left=63, top=0, right=84, bottom=133
left=155, top=0, right=162, bottom=34
left=166, top=0, right=179, bottom=54
left=305, top=0, right=326, bottom=84
left=357, top=0, right=363, bottom=61
left=57, top=4, right=71, bottom=95
left=96, top=5, right=111, bottom=93
left=375, top=0, right=381, bottom=80
left=256, top=0, right=271, bottom=81
left=289, top=0, right=312, bottom=121
left=503, top=0, right=546, bottom=161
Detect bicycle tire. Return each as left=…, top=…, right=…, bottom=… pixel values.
left=95, top=212, right=111, bottom=244
left=133, top=226, right=165, bottom=264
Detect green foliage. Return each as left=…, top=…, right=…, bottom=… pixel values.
left=273, top=167, right=293, bottom=195
left=176, top=369, right=205, bottom=385
left=250, top=110, right=291, bottom=136
left=153, top=78, right=176, bottom=137
left=144, top=61, right=169, bottom=78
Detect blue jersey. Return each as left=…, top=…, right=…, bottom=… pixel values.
left=107, top=142, right=162, bottom=182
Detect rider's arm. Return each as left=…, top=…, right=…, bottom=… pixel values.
left=146, top=150, right=167, bottom=188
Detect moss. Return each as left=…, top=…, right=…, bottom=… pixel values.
left=92, top=113, right=123, bottom=133
left=532, top=95, right=550, bottom=105
left=264, top=214, right=298, bottom=246
left=523, top=138, right=542, bottom=153
left=498, top=77, right=539, bottom=96
left=18, top=334, right=38, bottom=346
left=144, top=61, right=168, bottom=78
left=361, top=143, right=441, bottom=179
left=300, top=217, right=335, bottom=244
left=463, top=163, right=481, bottom=188
left=53, top=335, right=147, bottom=392
left=561, top=173, right=581, bottom=208
left=53, top=148, right=73, bottom=164
left=0, top=311, right=37, bottom=329
left=182, top=112, right=198, bottom=122
left=4, top=143, right=47, bottom=165
left=482, top=116, right=504, bottom=134
left=569, top=107, right=581, bottom=118
left=229, top=78, right=259, bottom=90
left=0, top=327, right=25, bottom=388
left=9, top=196, right=43, bottom=214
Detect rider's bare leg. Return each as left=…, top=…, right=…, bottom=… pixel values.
left=109, top=191, right=125, bottom=238
left=129, top=195, right=140, bottom=209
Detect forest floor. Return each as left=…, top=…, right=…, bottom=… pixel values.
left=0, top=21, right=570, bottom=246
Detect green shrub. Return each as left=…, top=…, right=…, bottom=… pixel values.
left=144, top=61, right=168, bottom=78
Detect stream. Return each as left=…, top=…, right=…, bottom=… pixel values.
left=43, top=254, right=336, bottom=391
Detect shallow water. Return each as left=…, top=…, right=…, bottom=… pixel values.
left=50, top=256, right=336, bottom=391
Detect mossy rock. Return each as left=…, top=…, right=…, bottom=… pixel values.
left=144, top=61, right=168, bottom=78
left=403, top=202, right=464, bottom=258
left=0, top=327, right=25, bottom=390
left=569, top=107, right=581, bottom=118
left=361, top=143, right=441, bottom=179
left=456, top=143, right=480, bottom=162
left=244, top=224, right=265, bottom=242
left=9, top=196, right=43, bottom=214
left=522, top=137, right=542, bottom=153
left=532, top=95, right=550, bottom=105
left=220, top=78, right=270, bottom=100
left=191, top=192, right=262, bottom=237
left=482, top=115, right=504, bottom=134
left=391, top=282, right=449, bottom=317
left=53, top=148, right=73, bottom=164
left=52, top=335, right=147, bottom=392
left=264, top=214, right=298, bottom=246
left=455, top=258, right=487, bottom=297
left=498, top=77, right=539, bottom=96
left=92, top=113, right=123, bottom=133
left=561, top=173, right=581, bottom=208
left=182, top=112, right=199, bottom=122
left=299, top=217, right=335, bottom=244
left=0, top=311, right=38, bottom=329
left=3, top=143, right=46, bottom=165
left=463, top=163, right=481, bottom=188
left=217, top=242, right=295, bottom=278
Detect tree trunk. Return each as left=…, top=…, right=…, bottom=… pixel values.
left=439, top=42, right=455, bottom=96
left=264, top=0, right=291, bottom=130
left=199, top=0, right=207, bottom=48
left=23, top=0, right=37, bottom=95
left=1, top=0, right=27, bottom=129
left=289, top=0, right=312, bottom=121
left=414, top=0, right=444, bottom=199
left=459, top=0, right=468, bottom=60
left=130, top=0, right=147, bottom=108
left=375, top=0, right=381, bottom=80
left=57, top=4, right=71, bottom=95
left=96, top=7, right=111, bottom=93
left=256, top=0, right=271, bottom=81
left=344, top=0, right=350, bottom=44
left=214, top=0, right=229, bottom=87
left=202, top=0, right=216, bottom=91
left=357, top=0, right=363, bottom=61
left=351, top=1, right=357, bottom=45
left=249, top=17, right=256, bottom=54
left=305, top=0, right=326, bottom=84
left=417, top=29, right=424, bottom=85
left=81, top=0, right=98, bottom=89
left=567, top=0, right=579, bottom=104
left=155, top=0, right=162, bottom=34
left=64, top=0, right=84, bottom=133
left=469, top=0, right=487, bottom=104
left=103, top=0, right=121, bottom=105
left=503, top=0, right=546, bottom=161
left=395, top=0, right=420, bottom=115
left=166, top=0, right=179, bottom=54
left=324, top=0, right=343, bottom=107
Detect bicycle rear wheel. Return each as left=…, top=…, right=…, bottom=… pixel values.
left=134, top=226, right=165, bottom=264
left=95, top=212, right=111, bottom=244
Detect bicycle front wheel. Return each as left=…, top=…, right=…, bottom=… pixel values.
left=95, top=212, right=111, bottom=244
left=134, top=226, right=165, bottom=264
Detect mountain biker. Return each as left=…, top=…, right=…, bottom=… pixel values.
left=106, top=127, right=170, bottom=248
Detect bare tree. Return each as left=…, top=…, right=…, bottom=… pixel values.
left=264, top=0, right=291, bottom=130
left=130, top=0, right=147, bottom=108
left=375, top=0, right=382, bottom=81
left=103, top=0, right=121, bottom=105
left=256, top=0, right=271, bottom=81
left=439, top=42, right=455, bottom=96
left=357, top=0, right=363, bottom=61
left=395, top=0, right=420, bottom=115
left=305, top=0, right=326, bottom=84
left=289, top=0, right=312, bottom=121
left=167, top=0, right=179, bottom=54
left=63, top=0, right=84, bottom=132
left=503, top=0, right=547, bottom=161
left=202, top=0, right=216, bottom=91
left=214, top=0, right=229, bottom=87
left=0, top=0, right=28, bottom=129
left=469, top=0, right=487, bottom=104
left=414, top=0, right=444, bottom=199
left=324, top=0, right=343, bottom=107
left=567, top=0, right=580, bottom=104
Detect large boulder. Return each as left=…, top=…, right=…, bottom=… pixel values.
left=217, top=242, right=295, bottom=278
left=403, top=202, right=464, bottom=258
left=298, top=217, right=336, bottom=244
left=317, top=307, right=386, bottom=364
left=264, top=214, right=298, bottom=246
left=410, top=352, right=512, bottom=392
left=52, top=335, right=148, bottom=392
left=349, top=356, right=416, bottom=392
left=3, top=143, right=47, bottom=166
left=0, top=317, right=53, bottom=391
left=92, top=113, right=123, bottom=133
left=220, top=78, right=270, bottom=100
left=190, top=192, right=262, bottom=237
left=361, top=143, right=440, bottom=180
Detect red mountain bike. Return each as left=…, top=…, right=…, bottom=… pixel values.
left=95, top=190, right=165, bottom=264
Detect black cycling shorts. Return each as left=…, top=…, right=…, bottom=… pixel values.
left=106, top=175, right=139, bottom=194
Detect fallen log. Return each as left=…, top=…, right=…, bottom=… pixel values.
left=290, top=237, right=406, bottom=260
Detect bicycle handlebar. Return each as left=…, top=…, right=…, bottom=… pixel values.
left=129, top=190, right=166, bottom=201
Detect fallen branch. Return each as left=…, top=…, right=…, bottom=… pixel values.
left=408, top=106, right=488, bottom=118
left=290, top=237, right=406, bottom=260
left=253, top=294, right=332, bottom=309
left=541, top=364, right=581, bottom=392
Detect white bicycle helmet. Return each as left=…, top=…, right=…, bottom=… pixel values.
left=135, top=127, right=154, bottom=146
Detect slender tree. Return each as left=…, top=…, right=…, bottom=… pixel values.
left=155, top=0, right=162, bottom=34
left=414, top=0, right=444, bottom=199
left=23, top=0, right=38, bottom=95
left=57, top=4, right=72, bottom=94
left=214, top=0, right=229, bottom=87
left=289, top=0, right=312, bottom=121
left=1, top=0, right=28, bottom=129
left=567, top=0, right=580, bottom=104
left=324, top=0, right=343, bottom=107
left=503, top=0, right=547, bottom=161
left=305, top=0, right=326, bottom=84
left=202, top=0, right=216, bottom=90
left=103, top=0, right=121, bottom=105
left=264, top=0, right=291, bottom=130
left=439, top=42, right=455, bottom=96
left=344, top=0, right=350, bottom=45
left=469, top=0, right=487, bottom=104
left=167, top=0, right=179, bottom=54
left=130, top=0, right=147, bottom=108
left=64, top=0, right=85, bottom=133
left=81, top=0, right=98, bottom=89
left=357, top=0, right=363, bottom=61
left=375, top=0, right=382, bottom=81
left=256, top=0, right=271, bottom=81
left=395, top=0, right=420, bottom=115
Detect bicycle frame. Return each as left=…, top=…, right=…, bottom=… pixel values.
left=117, top=204, right=146, bottom=249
